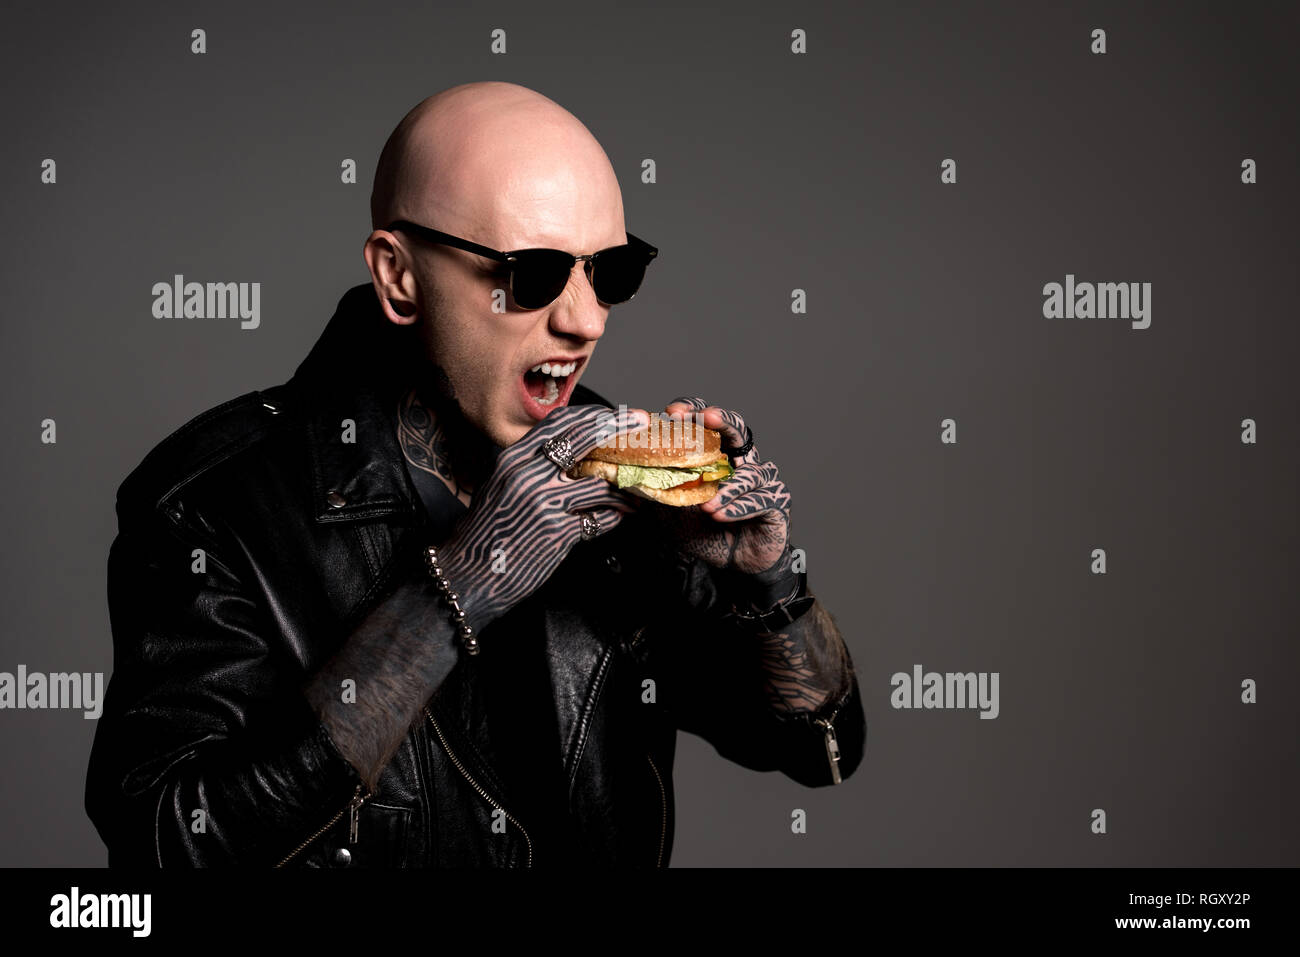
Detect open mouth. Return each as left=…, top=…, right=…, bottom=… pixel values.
left=519, top=356, right=585, bottom=419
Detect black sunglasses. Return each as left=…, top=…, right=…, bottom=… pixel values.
left=386, top=219, right=658, bottom=310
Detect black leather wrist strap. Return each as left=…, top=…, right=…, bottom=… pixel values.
left=727, top=571, right=813, bottom=633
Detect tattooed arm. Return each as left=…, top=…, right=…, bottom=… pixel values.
left=646, top=544, right=866, bottom=788
left=758, top=601, right=853, bottom=711
left=735, top=549, right=855, bottom=715
left=644, top=397, right=866, bottom=786
left=302, top=402, right=649, bottom=792
left=657, top=397, right=856, bottom=717
left=302, top=572, right=460, bottom=795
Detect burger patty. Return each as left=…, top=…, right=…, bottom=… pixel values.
left=569, top=458, right=732, bottom=489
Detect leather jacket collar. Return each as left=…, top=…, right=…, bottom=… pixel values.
left=286, top=282, right=427, bottom=526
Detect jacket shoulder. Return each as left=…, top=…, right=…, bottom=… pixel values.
left=115, top=384, right=295, bottom=523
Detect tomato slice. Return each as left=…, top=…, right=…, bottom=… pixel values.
left=675, top=477, right=703, bottom=489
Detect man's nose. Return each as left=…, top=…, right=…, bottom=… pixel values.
left=546, top=260, right=608, bottom=341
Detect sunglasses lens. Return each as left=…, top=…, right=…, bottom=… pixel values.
left=509, top=244, right=652, bottom=308
left=511, top=250, right=574, bottom=309
left=592, top=245, right=648, bottom=305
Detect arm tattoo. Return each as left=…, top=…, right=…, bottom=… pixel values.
left=754, top=599, right=853, bottom=714
left=301, top=575, right=460, bottom=793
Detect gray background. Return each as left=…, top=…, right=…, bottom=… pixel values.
left=1, top=0, right=1296, bottom=867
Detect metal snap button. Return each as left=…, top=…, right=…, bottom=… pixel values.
left=332, top=847, right=352, bottom=866
left=326, top=491, right=347, bottom=508
left=605, top=554, right=621, bottom=573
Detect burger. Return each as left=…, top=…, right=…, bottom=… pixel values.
left=568, top=416, right=735, bottom=506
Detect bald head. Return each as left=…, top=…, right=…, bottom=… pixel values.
left=370, top=82, right=623, bottom=246
left=363, top=83, right=637, bottom=449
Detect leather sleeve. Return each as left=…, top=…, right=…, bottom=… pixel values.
left=85, top=500, right=364, bottom=867
left=646, top=552, right=867, bottom=788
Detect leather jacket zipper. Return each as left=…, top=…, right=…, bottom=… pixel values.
left=813, top=708, right=843, bottom=784
left=423, top=705, right=533, bottom=867
left=275, top=783, right=371, bottom=867
left=646, top=752, right=667, bottom=868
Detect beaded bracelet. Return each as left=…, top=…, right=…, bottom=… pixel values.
left=422, top=545, right=480, bottom=656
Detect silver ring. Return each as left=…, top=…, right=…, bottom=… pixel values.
left=542, top=437, right=577, bottom=471
left=579, top=511, right=602, bottom=540
left=723, top=425, right=754, bottom=458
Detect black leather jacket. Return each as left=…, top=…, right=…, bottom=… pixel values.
left=85, top=283, right=866, bottom=867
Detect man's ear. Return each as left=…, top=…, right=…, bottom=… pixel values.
left=364, top=231, right=421, bottom=325
left=375, top=291, right=418, bottom=325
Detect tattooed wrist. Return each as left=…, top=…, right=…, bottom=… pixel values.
left=428, top=535, right=511, bottom=631
left=730, top=545, right=799, bottom=610
left=302, top=574, right=461, bottom=791
left=394, top=402, right=649, bottom=649
left=754, top=599, right=854, bottom=714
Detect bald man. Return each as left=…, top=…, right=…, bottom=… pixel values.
left=87, top=82, right=865, bottom=868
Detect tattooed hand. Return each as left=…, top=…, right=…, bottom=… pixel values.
left=658, top=396, right=791, bottom=578
left=434, top=403, right=651, bottom=630
left=657, top=397, right=855, bottom=721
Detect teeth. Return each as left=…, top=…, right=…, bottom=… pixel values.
left=534, top=376, right=562, bottom=405
left=528, top=361, right=577, bottom=377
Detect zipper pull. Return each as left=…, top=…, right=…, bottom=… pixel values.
left=814, top=713, right=842, bottom=785
left=348, top=786, right=366, bottom=844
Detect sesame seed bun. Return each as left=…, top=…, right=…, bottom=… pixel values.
left=582, top=418, right=722, bottom=468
